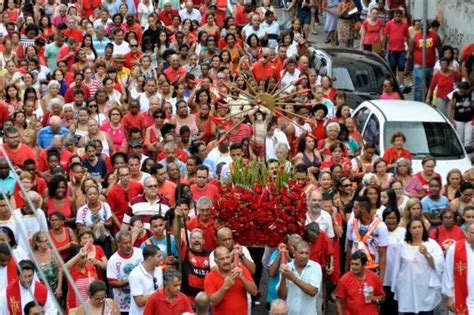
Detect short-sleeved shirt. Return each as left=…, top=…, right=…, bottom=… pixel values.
left=141, top=236, right=178, bottom=260
left=277, top=260, right=322, bottom=315
left=384, top=20, right=408, bottom=51
left=76, top=202, right=113, bottom=227
left=421, top=195, right=450, bottom=222
left=129, top=263, right=163, bottom=315
left=382, top=147, right=412, bottom=165
left=191, top=183, right=219, bottom=204
left=204, top=266, right=255, bottom=315
left=335, top=270, right=385, bottom=315
left=0, top=144, right=37, bottom=168
left=143, top=289, right=192, bottom=315
left=107, top=248, right=144, bottom=312
left=123, top=195, right=171, bottom=229
left=186, top=217, right=218, bottom=251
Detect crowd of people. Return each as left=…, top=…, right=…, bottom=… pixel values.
left=0, top=0, right=472, bottom=314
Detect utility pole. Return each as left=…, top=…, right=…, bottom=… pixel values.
left=421, top=0, right=427, bottom=100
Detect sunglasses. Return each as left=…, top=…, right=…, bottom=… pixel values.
left=88, top=104, right=97, bottom=108
left=130, top=45, right=138, bottom=47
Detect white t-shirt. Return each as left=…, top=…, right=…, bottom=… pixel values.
left=107, top=248, right=144, bottom=312
left=12, top=209, right=48, bottom=253
left=129, top=263, right=163, bottom=315
left=113, top=41, right=131, bottom=55
left=76, top=202, right=113, bottom=227
left=305, top=210, right=335, bottom=239
left=346, top=217, right=389, bottom=264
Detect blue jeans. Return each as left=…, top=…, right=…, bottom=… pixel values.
left=414, top=65, right=433, bottom=102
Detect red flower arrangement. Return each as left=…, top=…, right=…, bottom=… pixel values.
left=213, top=161, right=307, bottom=247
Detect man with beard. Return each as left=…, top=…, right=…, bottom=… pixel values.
left=277, top=240, right=322, bottom=314
left=306, top=190, right=335, bottom=240
left=0, top=127, right=37, bottom=169
left=0, top=260, right=55, bottom=314
left=181, top=228, right=211, bottom=302
left=204, top=246, right=257, bottom=315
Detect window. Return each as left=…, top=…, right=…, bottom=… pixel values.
left=354, top=107, right=370, bottom=133
left=363, top=114, right=380, bottom=153
left=384, top=122, right=464, bottom=159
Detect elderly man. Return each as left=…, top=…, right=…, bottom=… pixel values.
left=179, top=0, right=201, bottom=22
left=210, top=227, right=255, bottom=274
left=251, top=47, right=279, bottom=82
left=204, top=246, right=257, bottom=315
left=277, top=241, right=322, bottom=315
left=163, top=54, right=186, bottom=84
left=443, top=221, right=474, bottom=314
left=122, top=176, right=171, bottom=230
left=143, top=269, right=192, bottom=314
left=270, top=299, right=289, bottom=315
left=63, top=16, right=83, bottom=43
left=158, top=142, right=187, bottom=174
left=306, top=190, right=335, bottom=240
left=107, top=231, right=144, bottom=314
left=187, top=197, right=218, bottom=251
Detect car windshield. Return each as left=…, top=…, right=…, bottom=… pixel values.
left=384, top=121, right=465, bottom=158
left=332, top=55, right=391, bottom=94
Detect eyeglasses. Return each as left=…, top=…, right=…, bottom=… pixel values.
left=118, top=173, right=130, bottom=177
left=342, top=184, right=352, bottom=188
left=146, top=184, right=158, bottom=188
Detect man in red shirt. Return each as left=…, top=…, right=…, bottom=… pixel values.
left=187, top=196, right=218, bottom=251
left=384, top=9, right=409, bottom=88
left=204, top=246, right=257, bottom=315
left=158, top=1, right=179, bottom=26
left=151, top=163, right=177, bottom=206
left=143, top=269, right=193, bottom=315
left=124, top=38, right=143, bottom=69
left=63, top=17, right=83, bottom=44
left=107, top=166, right=144, bottom=231
left=191, top=165, right=219, bottom=204
left=335, top=251, right=385, bottom=315
left=164, top=54, right=186, bottom=84
left=251, top=48, right=279, bottom=82
left=0, top=127, right=37, bottom=170
left=408, top=20, right=439, bottom=102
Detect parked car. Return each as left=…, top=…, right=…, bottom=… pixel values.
left=352, top=100, right=472, bottom=180
left=313, top=48, right=411, bottom=108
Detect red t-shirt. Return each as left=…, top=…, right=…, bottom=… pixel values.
left=251, top=60, right=279, bottom=81
left=63, top=28, right=84, bottom=44
left=191, top=183, right=219, bottom=204
left=186, top=217, right=217, bottom=251
left=37, top=148, right=72, bottom=172
left=57, top=45, right=76, bottom=68
left=122, top=112, right=145, bottom=131
left=335, top=270, right=385, bottom=315
left=64, top=86, right=91, bottom=103
left=413, top=31, right=438, bottom=67
left=428, top=70, right=457, bottom=99
left=157, top=9, right=179, bottom=26
left=428, top=225, right=466, bottom=252
left=384, top=20, right=408, bottom=52
left=0, top=102, right=10, bottom=128
left=204, top=266, right=254, bottom=315
left=382, top=147, right=412, bottom=165
left=0, top=144, right=37, bottom=169
left=107, top=182, right=144, bottom=223
left=143, top=288, right=193, bottom=315
left=164, top=66, right=186, bottom=83
left=309, top=231, right=334, bottom=270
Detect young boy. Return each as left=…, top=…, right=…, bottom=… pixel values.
left=122, top=99, right=145, bottom=138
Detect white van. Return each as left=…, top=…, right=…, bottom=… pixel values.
left=352, top=100, right=472, bottom=180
